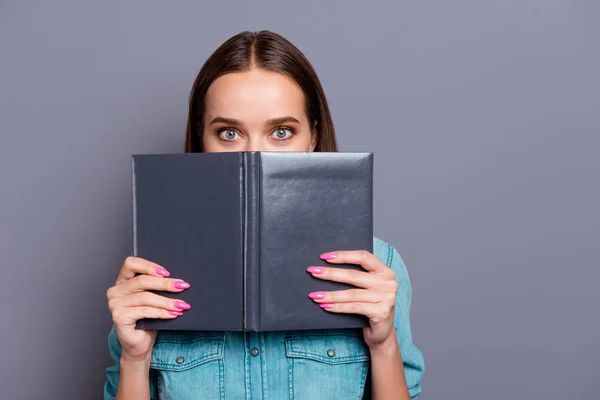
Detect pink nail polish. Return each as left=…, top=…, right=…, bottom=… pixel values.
left=308, top=292, right=325, bottom=299
left=174, top=301, right=191, bottom=310
left=306, top=267, right=324, bottom=274
left=168, top=311, right=183, bottom=316
left=156, top=267, right=170, bottom=277
left=320, top=303, right=333, bottom=309
left=320, top=252, right=336, bottom=260
left=173, top=281, right=190, bottom=289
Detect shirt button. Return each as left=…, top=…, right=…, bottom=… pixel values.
left=251, top=348, right=260, bottom=357
left=175, top=356, right=185, bottom=364
left=327, top=349, right=335, bottom=357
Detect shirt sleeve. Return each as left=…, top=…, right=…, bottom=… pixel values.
left=103, top=324, right=158, bottom=400
left=388, top=243, right=426, bottom=399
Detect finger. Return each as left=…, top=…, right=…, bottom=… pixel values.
left=319, top=250, right=389, bottom=274
left=318, top=302, right=392, bottom=321
left=308, top=289, right=386, bottom=304
left=116, top=256, right=171, bottom=285
left=110, top=291, right=191, bottom=312
left=112, top=306, right=182, bottom=326
left=306, top=266, right=381, bottom=289
left=113, top=275, right=191, bottom=296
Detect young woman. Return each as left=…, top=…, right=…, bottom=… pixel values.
left=104, top=30, right=425, bottom=400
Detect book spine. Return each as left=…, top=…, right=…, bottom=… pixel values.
left=367, top=153, right=374, bottom=253
left=131, top=156, right=138, bottom=257
left=243, top=152, right=261, bottom=331
left=131, top=156, right=145, bottom=330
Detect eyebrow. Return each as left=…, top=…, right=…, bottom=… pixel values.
left=208, top=116, right=301, bottom=126
left=266, top=116, right=301, bottom=126
left=209, top=117, right=242, bottom=126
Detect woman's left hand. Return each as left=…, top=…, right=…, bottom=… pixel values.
left=306, top=250, right=398, bottom=349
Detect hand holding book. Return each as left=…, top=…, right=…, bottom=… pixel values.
left=106, top=257, right=192, bottom=363
left=306, top=250, right=399, bottom=348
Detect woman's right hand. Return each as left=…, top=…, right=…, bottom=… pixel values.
left=106, top=256, right=191, bottom=363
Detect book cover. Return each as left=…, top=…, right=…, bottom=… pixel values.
left=133, top=151, right=373, bottom=331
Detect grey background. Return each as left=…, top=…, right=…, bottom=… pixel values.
left=1, top=0, right=598, bottom=399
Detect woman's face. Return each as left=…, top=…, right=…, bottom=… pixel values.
left=201, top=68, right=317, bottom=153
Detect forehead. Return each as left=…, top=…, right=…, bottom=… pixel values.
left=204, top=69, right=306, bottom=121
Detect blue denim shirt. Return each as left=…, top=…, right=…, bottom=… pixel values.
left=104, top=237, right=425, bottom=399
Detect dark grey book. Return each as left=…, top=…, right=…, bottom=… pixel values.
left=132, top=151, right=373, bottom=331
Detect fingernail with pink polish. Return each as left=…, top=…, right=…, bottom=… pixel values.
left=308, top=292, right=325, bottom=300
left=156, top=267, right=170, bottom=277
left=306, top=267, right=324, bottom=275
left=173, top=281, right=190, bottom=290
left=320, top=303, right=333, bottom=309
left=174, top=301, right=191, bottom=310
left=320, top=252, right=336, bottom=260
left=168, top=311, right=183, bottom=316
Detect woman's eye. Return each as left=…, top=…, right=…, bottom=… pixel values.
left=219, top=129, right=240, bottom=141
left=271, top=128, right=293, bottom=140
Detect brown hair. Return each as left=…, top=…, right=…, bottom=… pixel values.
left=184, top=30, right=337, bottom=153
